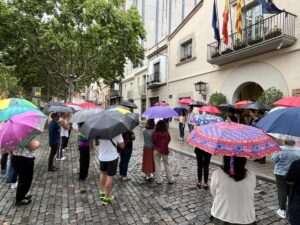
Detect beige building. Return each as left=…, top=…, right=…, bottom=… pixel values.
left=146, top=0, right=300, bottom=108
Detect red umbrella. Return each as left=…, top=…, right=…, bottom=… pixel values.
left=179, top=98, right=194, bottom=105
left=79, top=102, right=101, bottom=109
left=64, top=102, right=80, bottom=106
left=234, top=100, right=252, bottom=108
left=273, top=96, right=300, bottom=107
left=199, top=105, right=221, bottom=114
left=154, top=102, right=169, bottom=106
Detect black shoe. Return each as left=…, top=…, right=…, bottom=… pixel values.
left=24, top=195, right=32, bottom=200
left=253, top=159, right=260, bottom=162
left=15, top=199, right=32, bottom=206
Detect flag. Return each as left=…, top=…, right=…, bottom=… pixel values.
left=222, top=0, right=229, bottom=45
left=235, top=0, right=242, bottom=40
left=257, top=0, right=283, bottom=14
left=212, top=0, right=220, bottom=43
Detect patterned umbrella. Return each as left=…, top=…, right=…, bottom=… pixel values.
left=187, top=122, right=280, bottom=158
left=0, top=111, right=47, bottom=151
left=0, top=105, right=42, bottom=122
left=273, top=96, right=300, bottom=107
left=142, top=106, right=178, bottom=119
left=179, top=98, right=194, bottom=105
left=188, top=114, right=223, bottom=126
left=0, top=98, right=37, bottom=110
left=199, top=105, right=221, bottom=114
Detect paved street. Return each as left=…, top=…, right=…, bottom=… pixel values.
left=0, top=128, right=288, bottom=225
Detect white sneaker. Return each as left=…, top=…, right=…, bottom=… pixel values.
left=11, top=182, right=18, bottom=189
left=56, top=157, right=66, bottom=161
left=276, top=209, right=286, bottom=218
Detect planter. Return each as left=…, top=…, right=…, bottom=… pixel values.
left=265, top=28, right=282, bottom=40
left=211, top=52, right=221, bottom=58
left=221, top=48, right=233, bottom=55
left=233, top=43, right=246, bottom=50
left=248, top=37, right=263, bottom=45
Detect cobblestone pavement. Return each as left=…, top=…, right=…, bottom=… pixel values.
left=0, top=128, right=288, bottom=225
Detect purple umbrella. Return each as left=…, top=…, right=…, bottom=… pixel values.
left=0, top=111, right=47, bottom=152
left=142, top=106, right=178, bottom=119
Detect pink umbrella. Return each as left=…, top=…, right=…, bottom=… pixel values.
left=199, top=105, right=221, bottom=114
left=0, top=111, right=47, bottom=152
left=154, top=102, right=169, bottom=106
left=179, top=98, right=194, bottom=105
left=79, top=102, right=102, bottom=109
left=273, top=96, right=300, bottom=107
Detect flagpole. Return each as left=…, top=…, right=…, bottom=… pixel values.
left=243, top=0, right=246, bottom=40
left=215, top=0, right=220, bottom=37
left=229, top=2, right=233, bottom=35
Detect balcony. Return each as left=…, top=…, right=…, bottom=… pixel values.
left=147, top=72, right=164, bottom=89
left=207, top=12, right=297, bottom=66
left=109, top=89, right=120, bottom=98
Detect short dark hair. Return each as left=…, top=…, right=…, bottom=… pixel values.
left=155, top=120, right=168, bottom=132
left=222, top=156, right=247, bottom=181
left=50, top=112, right=59, bottom=120
left=145, top=119, right=155, bottom=129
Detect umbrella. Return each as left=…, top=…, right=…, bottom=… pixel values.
left=79, top=111, right=139, bottom=139
left=179, top=98, right=194, bottom=105
left=0, top=111, right=47, bottom=151
left=188, top=114, right=224, bottom=126
left=79, top=102, right=101, bottom=109
left=241, top=102, right=271, bottom=111
left=120, top=101, right=138, bottom=109
left=0, top=105, right=42, bottom=122
left=187, top=122, right=280, bottom=158
left=273, top=96, right=300, bottom=108
left=218, top=104, right=241, bottom=113
left=49, top=101, right=64, bottom=106
left=64, top=102, right=82, bottom=111
left=199, top=105, right=221, bottom=114
left=154, top=102, right=169, bottom=106
left=174, top=107, right=189, bottom=115
left=0, top=98, right=37, bottom=110
left=189, top=101, right=206, bottom=107
left=256, top=107, right=300, bottom=138
left=47, top=105, right=74, bottom=113
left=269, top=106, right=286, bottom=114
left=142, top=106, right=178, bottom=119
left=107, top=107, right=131, bottom=114
left=234, top=100, right=252, bottom=108
left=71, top=108, right=103, bottom=123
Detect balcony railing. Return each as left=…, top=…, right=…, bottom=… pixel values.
left=207, top=11, right=297, bottom=65
left=147, top=72, right=164, bottom=89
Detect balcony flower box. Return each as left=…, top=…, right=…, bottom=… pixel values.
left=221, top=48, right=233, bottom=55
left=265, top=27, right=282, bottom=40
left=248, top=35, right=263, bottom=46
left=211, top=52, right=221, bottom=58
left=233, top=39, right=247, bottom=51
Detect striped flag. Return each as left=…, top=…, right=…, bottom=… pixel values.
left=235, top=0, right=242, bottom=39
left=222, top=0, right=230, bottom=45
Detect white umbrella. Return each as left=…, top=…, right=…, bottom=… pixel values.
left=71, top=108, right=103, bottom=123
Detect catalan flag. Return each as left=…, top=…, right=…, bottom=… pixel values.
left=222, top=0, right=230, bottom=45
left=235, top=0, right=242, bottom=39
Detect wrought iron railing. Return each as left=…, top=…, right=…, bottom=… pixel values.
left=147, top=72, right=160, bottom=85
left=207, top=11, right=297, bottom=60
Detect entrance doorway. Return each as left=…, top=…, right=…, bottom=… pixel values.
left=149, top=97, right=159, bottom=107
left=234, top=82, right=263, bottom=102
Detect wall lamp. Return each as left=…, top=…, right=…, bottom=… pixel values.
left=194, top=81, right=207, bottom=100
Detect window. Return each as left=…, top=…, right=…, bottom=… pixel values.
left=181, top=40, right=193, bottom=61
left=244, top=5, right=263, bottom=40
left=153, top=62, right=160, bottom=82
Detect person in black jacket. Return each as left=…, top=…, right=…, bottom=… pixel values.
left=286, top=159, right=300, bottom=225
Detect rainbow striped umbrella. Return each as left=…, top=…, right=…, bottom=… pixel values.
left=0, top=98, right=37, bottom=110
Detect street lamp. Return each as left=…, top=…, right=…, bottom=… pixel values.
left=194, top=81, right=207, bottom=100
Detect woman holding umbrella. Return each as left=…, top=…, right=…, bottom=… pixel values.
left=142, top=119, right=155, bottom=181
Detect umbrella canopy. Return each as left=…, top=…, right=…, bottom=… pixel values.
left=64, top=103, right=82, bottom=111
left=0, top=105, right=42, bottom=122
left=199, top=105, right=221, bottom=114
left=188, top=101, right=206, bottom=107
left=179, top=98, right=194, bottom=105
left=154, top=102, right=169, bottom=106
left=173, top=107, right=189, bottom=115
left=218, top=104, right=241, bottom=113
left=269, top=106, right=286, bottom=114
left=107, top=107, right=131, bottom=114
left=273, top=96, right=300, bottom=108
left=188, top=114, right=224, bottom=126
left=142, top=106, right=178, bottom=119
left=49, top=101, right=64, bottom=106
left=47, top=105, right=74, bottom=113
left=79, top=102, right=101, bottom=109
left=234, top=100, right=252, bottom=108
left=120, top=101, right=138, bottom=109
left=71, top=108, right=103, bottom=123
left=0, top=98, right=37, bottom=110
left=79, top=111, right=139, bottom=139
left=0, top=111, right=47, bottom=151
left=241, top=102, right=271, bottom=111
left=187, top=122, right=280, bottom=158
left=256, top=107, right=300, bottom=138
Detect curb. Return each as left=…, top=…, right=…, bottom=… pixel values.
left=170, top=146, right=276, bottom=184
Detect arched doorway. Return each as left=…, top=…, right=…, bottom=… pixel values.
left=233, top=82, right=264, bottom=102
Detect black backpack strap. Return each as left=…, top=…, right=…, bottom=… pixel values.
left=110, top=139, right=117, bottom=149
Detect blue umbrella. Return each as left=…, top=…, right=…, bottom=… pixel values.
left=256, top=107, right=300, bottom=137
left=173, top=107, right=188, bottom=115
left=142, top=106, right=178, bottom=119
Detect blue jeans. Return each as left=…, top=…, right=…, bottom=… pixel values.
left=119, top=147, right=132, bottom=177
left=179, top=123, right=185, bottom=139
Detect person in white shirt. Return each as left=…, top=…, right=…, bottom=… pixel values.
left=98, top=134, right=124, bottom=205
left=210, top=156, right=256, bottom=225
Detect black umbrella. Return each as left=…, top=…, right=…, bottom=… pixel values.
left=174, top=107, right=188, bottom=115
left=242, top=102, right=271, bottom=111
left=218, top=104, right=241, bottom=113
left=189, top=101, right=207, bottom=107
left=47, top=105, right=74, bottom=113
left=79, top=111, right=139, bottom=139
left=120, top=101, right=138, bottom=109
left=49, top=102, right=64, bottom=106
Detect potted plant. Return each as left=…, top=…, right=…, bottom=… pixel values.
left=248, top=35, right=263, bottom=45
left=233, top=38, right=246, bottom=50
left=221, top=48, right=233, bottom=55
left=265, top=26, right=282, bottom=40
left=211, top=52, right=221, bottom=58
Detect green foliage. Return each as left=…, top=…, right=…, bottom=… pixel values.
left=208, top=92, right=227, bottom=106
left=0, top=63, right=19, bottom=98
left=258, top=87, right=283, bottom=107
left=0, top=0, right=145, bottom=100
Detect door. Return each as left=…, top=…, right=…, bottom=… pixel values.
left=244, top=5, right=263, bottom=41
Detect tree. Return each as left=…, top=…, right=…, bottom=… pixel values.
left=0, top=0, right=145, bottom=101
left=258, top=87, right=283, bottom=107
left=208, top=92, right=227, bottom=106
left=0, top=63, right=19, bottom=98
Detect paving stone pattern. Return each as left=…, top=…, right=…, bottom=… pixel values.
left=0, top=129, right=289, bottom=225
